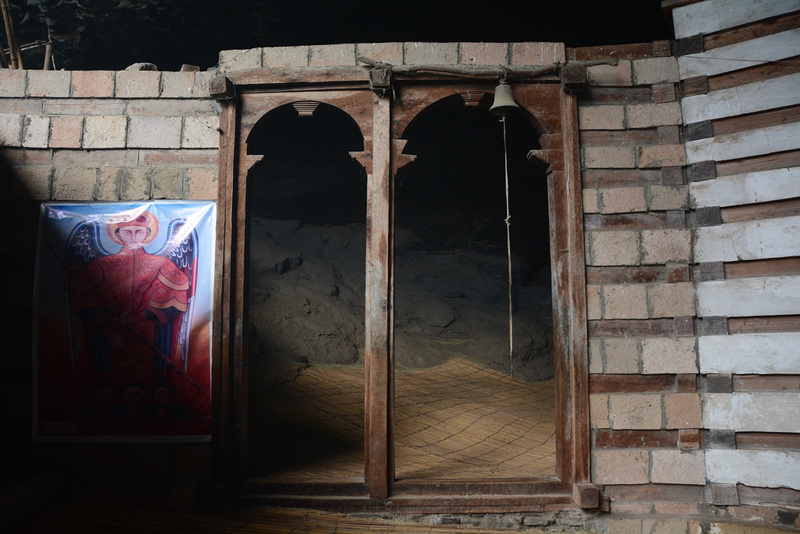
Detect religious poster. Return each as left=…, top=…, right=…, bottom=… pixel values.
left=33, top=201, right=216, bottom=442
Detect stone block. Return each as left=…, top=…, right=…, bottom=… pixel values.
left=460, top=42, right=508, bottom=65
left=589, top=338, right=603, bottom=374
left=609, top=393, right=661, bottom=429
left=586, top=284, right=602, bottom=320
left=607, top=518, right=642, bottom=534
left=638, top=145, right=687, bottom=168
left=604, top=338, right=639, bottom=374
left=219, top=48, right=263, bottom=71
left=584, top=146, right=636, bottom=169
left=309, top=44, right=355, bottom=66
left=650, top=282, right=695, bottom=318
left=83, top=115, right=127, bottom=148
left=651, top=450, right=706, bottom=484
left=578, top=105, right=625, bottom=130
left=126, top=99, right=215, bottom=116
left=641, top=229, right=691, bottom=264
left=510, top=42, right=565, bottom=65
left=600, top=187, right=646, bottom=213
left=161, top=71, right=204, bottom=98
left=45, top=99, right=127, bottom=116
left=665, top=393, right=702, bottom=429
left=583, top=188, right=600, bottom=213
left=183, top=114, right=220, bottom=148
left=151, top=167, right=184, bottom=199
left=589, top=230, right=640, bottom=266
left=0, top=113, right=22, bottom=146
left=13, top=165, right=52, bottom=199
left=49, top=115, right=84, bottom=148
left=590, top=393, right=609, bottom=429
left=633, top=57, right=680, bottom=85
left=641, top=337, right=698, bottom=374
left=127, top=116, right=182, bottom=148
left=52, top=167, right=97, bottom=200
left=627, top=102, right=683, bottom=129
left=604, top=284, right=648, bottom=319
left=54, top=148, right=139, bottom=167
left=120, top=167, right=151, bottom=200
left=648, top=184, right=689, bottom=211
left=96, top=167, right=121, bottom=201
left=262, top=46, right=310, bottom=68
left=0, top=99, right=42, bottom=114
left=21, top=116, right=50, bottom=148
left=71, top=71, right=115, bottom=98
left=592, top=449, right=649, bottom=485
left=0, top=70, right=26, bottom=97
left=642, top=517, right=691, bottom=534
left=115, top=71, right=161, bottom=98
left=587, top=61, right=632, bottom=86
left=356, top=43, right=403, bottom=65
left=185, top=167, right=218, bottom=200
left=404, top=42, right=459, bottom=65
left=26, top=70, right=71, bottom=97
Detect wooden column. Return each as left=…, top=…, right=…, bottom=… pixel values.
left=365, top=93, right=392, bottom=499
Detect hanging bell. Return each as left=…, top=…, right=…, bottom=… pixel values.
left=489, top=82, right=521, bottom=117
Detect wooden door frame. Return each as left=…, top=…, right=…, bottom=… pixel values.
left=214, top=67, right=593, bottom=511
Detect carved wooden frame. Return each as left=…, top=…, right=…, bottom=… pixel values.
left=215, top=68, right=591, bottom=511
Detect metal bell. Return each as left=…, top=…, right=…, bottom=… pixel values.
left=489, top=82, right=521, bottom=117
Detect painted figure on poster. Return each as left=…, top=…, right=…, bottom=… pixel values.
left=64, top=210, right=201, bottom=434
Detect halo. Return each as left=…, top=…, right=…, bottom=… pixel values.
left=107, top=211, right=160, bottom=246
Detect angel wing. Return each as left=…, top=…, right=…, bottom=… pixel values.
left=156, top=219, right=199, bottom=372
left=63, top=220, right=112, bottom=371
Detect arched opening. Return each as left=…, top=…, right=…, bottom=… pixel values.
left=244, top=102, right=368, bottom=480
left=393, top=94, right=556, bottom=480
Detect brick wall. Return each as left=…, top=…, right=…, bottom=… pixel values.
left=0, top=67, right=219, bottom=483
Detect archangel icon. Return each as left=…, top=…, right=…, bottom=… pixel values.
left=35, top=203, right=214, bottom=440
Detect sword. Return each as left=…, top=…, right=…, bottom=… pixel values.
left=123, top=324, right=205, bottom=393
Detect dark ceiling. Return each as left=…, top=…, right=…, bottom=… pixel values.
left=8, top=0, right=673, bottom=71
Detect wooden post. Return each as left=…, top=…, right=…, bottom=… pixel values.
left=365, top=93, right=392, bottom=499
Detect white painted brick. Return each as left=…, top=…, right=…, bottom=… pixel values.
left=706, top=450, right=800, bottom=490
left=699, top=333, right=800, bottom=375
left=698, top=276, right=800, bottom=317
left=704, top=392, right=800, bottom=432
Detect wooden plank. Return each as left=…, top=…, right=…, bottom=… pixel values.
left=365, top=94, right=391, bottom=500
left=691, top=166, right=800, bottom=208
left=714, top=104, right=800, bottom=137
left=681, top=73, right=800, bottom=124
left=725, top=257, right=800, bottom=279
left=704, top=392, right=800, bottom=432
left=586, top=266, right=664, bottom=284
left=589, top=375, right=676, bottom=393
left=708, top=54, right=800, bottom=92
left=733, top=375, right=800, bottom=392
left=215, top=100, right=238, bottom=478
left=593, top=429, right=679, bottom=448
left=699, top=333, right=800, bottom=374
left=705, top=10, right=800, bottom=50
left=579, top=129, right=659, bottom=147
left=736, top=432, right=800, bottom=449
left=582, top=169, right=662, bottom=188
left=716, top=148, right=800, bottom=177
left=738, top=485, right=800, bottom=507
left=579, top=86, right=653, bottom=105
left=695, top=216, right=800, bottom=263
left=722, top=198, right=800, bottom=223
left=728, top=315, right=800, bottom=334
left=588, top=318, right=685, bottom=337
left=705, top=449, right=800, bottom=490
left=671, top=0, right=800, bottom=39
left=686, top=121, right=800, bottom=164
left=584, top=213, right=669, bottom=230
left=569, top=42, right=668, bottom=61
left=678, top=29, right=800, bottom=79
